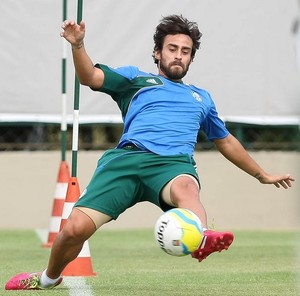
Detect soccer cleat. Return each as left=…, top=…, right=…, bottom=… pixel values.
left=191, top=230, right=234, bottom=262
left=5, top=272, right=62, bottom=290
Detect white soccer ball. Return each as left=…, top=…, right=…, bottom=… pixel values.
left=154, top=208, right=203, bottom=257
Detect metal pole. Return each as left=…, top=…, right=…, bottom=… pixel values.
left=71, top=0, right=83, bottom=177
left=61, top=0, right=68, bottom=161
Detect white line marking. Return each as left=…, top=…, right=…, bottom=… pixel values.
left=35, top=228, right=48, bottom=244
left=63, top=277, right=94, bottom=296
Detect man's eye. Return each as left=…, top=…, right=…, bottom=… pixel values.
left=182, top=49, right=191, bottom=55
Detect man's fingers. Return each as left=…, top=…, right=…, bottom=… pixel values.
left=274, top=182, right=280, bottom=188
left=61, top=20, right=76, bottom=29
left=274, top=179, right=293, bottom=189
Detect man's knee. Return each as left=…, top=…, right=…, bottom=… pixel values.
left=161, top=174, right=199, bottom=207
left=170, top=176, right=199, bottom=204
left=60, top=208, right=97, bottom=243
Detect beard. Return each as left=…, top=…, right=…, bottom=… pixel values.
left=159, top=60, right=190, bottom=81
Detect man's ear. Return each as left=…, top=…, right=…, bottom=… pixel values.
left=154, top=50, right=161, bottom=61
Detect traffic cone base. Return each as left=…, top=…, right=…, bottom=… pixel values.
left=62, top=257, right=96, bottom=276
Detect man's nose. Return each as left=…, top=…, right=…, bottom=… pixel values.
left=175, top=51, right=182, bottom=60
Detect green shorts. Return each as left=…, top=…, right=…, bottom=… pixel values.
left=75, top=147, right=199, bottom=220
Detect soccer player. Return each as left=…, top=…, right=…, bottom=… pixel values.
left=5, top=15, right=294, bottom=290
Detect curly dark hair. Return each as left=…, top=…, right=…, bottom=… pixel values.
left=152, top=15, right=202, bottom=64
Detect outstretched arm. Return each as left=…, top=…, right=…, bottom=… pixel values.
left=214, top=134, right=295, bottom=189
left=60, top=20, right=104, bottom=89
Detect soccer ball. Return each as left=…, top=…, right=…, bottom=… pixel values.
left=154, top=208, right=203, bottom=257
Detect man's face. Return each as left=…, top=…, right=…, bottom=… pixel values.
left=155, top=34, right=193, bottom=81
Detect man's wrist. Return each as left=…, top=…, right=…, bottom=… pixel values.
left=72, top=41, right=84, bottom=50
left=254, top=173, right=263, bottom=181
left=254, top=173, right=260, bottom=178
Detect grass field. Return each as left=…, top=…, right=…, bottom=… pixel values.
left=0, top=229, right=299, bottom=296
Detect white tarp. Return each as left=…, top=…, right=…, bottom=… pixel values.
left=0, top=0, right=299, bottom=125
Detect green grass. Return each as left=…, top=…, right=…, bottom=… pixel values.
left=0, top=229, right=299, bottom=295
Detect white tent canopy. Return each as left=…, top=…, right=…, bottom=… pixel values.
left=1, top=0, right=299, bottom=125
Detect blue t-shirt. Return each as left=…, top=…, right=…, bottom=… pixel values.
left=93, top=64, right=229, bottom=157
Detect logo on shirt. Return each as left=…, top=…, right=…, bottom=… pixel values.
left=146, top=78, right=159, bottom=85
left=191, top=91, right=202, bottom=102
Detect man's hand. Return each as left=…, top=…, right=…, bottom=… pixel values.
left=255, top=173, right=295, bottom=189
left=60, top=20, right=85, bottom=48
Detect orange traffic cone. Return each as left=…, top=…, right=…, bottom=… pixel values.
left=60, top=177, right=96, bottom=276
left=43, top=161, right=70, bottom=248
left=62, top=240, right=96, bottom=276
